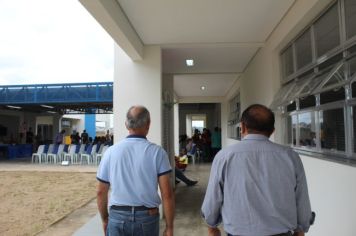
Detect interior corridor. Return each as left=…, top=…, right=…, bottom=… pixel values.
left=164, top=163, right=214, bottom=236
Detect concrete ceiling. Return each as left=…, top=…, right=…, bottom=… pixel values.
left=113, top=0, right=295, bottom=98
left=174, top=74, right=238, bottom=97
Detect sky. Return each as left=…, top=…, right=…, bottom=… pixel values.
left=0, top=0, right=114, bottom=85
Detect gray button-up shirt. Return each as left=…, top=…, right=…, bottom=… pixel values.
left=201, top=134, right=312, bottom=235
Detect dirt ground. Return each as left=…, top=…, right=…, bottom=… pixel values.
left=0, top=171, right=97, bottom=236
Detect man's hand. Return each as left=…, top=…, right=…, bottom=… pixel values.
left=208, top=227, right=221, bottom=236
left=163, top=226, right=173, bottom=236
left=158, top=174, right=174, bottom=236
left=97, top=181, right=109, bottom=235
left=102, top=218, right=108, bottom=235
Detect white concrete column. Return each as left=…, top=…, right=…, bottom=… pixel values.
left=114, top=45, right=162, bottom=144
left=174, top=95, right=179, bottom=156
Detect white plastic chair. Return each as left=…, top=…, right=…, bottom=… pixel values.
left=94, top=145, right=109, bottom=165
left=76, top=143, right=87, bottom=164
left=81, top=144, right=97, bottom=165
left=42, top=144, right=54, bottom=164
left=47, top=144, right=65, bottom=164
left=187, top=143, right=201, bottom=165
left=63, top=144, right=77, bottom=164
left=31, top=145, right=46, bottom=164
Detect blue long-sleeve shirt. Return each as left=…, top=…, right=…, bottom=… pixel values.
left=201, top=134, right=312, bottom=235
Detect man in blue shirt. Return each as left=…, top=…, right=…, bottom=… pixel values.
left=202, top=104, right=312, bottom=236
left=97, top=105, right=174, bottom=236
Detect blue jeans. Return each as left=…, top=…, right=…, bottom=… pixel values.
left=107, top=208, right=159, bottom=236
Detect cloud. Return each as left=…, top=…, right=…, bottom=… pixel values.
left=0, top=0, right=113, bottom=85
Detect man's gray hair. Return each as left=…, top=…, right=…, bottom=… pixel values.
left=125, top=105, right=150, bottom=129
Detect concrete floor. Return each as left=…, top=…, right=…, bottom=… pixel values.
left=71, top=163, right=225, bottom=236
left=169, top=163, right=212, bottom=236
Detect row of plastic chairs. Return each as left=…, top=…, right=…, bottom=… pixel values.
left=31, top=143, right=109, bottom=165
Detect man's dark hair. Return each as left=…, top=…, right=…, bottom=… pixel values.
left=240, top=104, right=275, bottom=135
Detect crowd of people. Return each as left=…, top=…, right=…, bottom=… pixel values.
left=54, top=129, right=113, bottom=146
left=179, top=126, right=221, bottom=163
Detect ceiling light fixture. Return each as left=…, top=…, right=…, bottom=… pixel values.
left=6, top=105, right=21, bottom=109
left=40, top=104, right=54, bottom=109
left=201, top=86, right=206, bottom=91
left=186, top=59, right=194, bottom=66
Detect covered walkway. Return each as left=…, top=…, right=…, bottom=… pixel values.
left=52, top=163, right=213, bottom=236
left=0, top=82, right=113, bottom=114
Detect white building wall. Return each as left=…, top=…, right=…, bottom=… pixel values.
left=221, top=0, right=356, bottom=235
left=301, top=156, right=356, bottom=236
left=162, top=73, right=175, bottom=159
left=114, top=45, right=162, bottom=145
left=222, top=76, right=240, bottom=147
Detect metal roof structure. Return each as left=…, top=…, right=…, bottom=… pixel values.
left=0, top=82, right=113, bottom=114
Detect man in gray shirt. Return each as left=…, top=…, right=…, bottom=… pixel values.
left=201, top=104, right=312, bottom=236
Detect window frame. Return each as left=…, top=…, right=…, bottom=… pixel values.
left=277, top=0, right=356, bottom=166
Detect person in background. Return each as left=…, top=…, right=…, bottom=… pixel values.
left=201, top=128, right=212, bottom=162
left=55, top=129, right=65, bottom=145
left=26, top=127, right=34, bottom=144
left=105, top=130, right=111, bottom=143
left=211, top=127, right=221, bottom=158
left=96, top=105, right=174, bottom=236
left=81, top=130, right=89, bottom=144
left=70, top=130, right=80, bottom=144
left=202, top=104, right=313, bottom=236
left=179, top=134, right=188, bottom=153
left=175, top=167, right=198, bottom=186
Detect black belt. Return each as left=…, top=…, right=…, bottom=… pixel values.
left=272, top=231, right=293, bottom=236
left=272, top=232, right=293, bottom=236
left=228, top=232, right=292, bottom=236
left=110, top=205, right=157, bottom=211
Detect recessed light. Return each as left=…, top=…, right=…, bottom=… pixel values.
left=201, top=86, right=206, bottom=90
left=6, top=105, right=21, bottom=109
left=40, top=104, right=54, bottom=109
left=186, top=59, right=194, bottom=66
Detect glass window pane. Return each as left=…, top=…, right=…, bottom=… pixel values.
left=320, top=108, right=345, bottom=151
left=348, top=56, right=356, bottom=79
left=318, top=54, right=343, bottom=71
left=299, top=70, right=330, bottom=97
left=352, top=81, right=356, bottom=97
left=345, top=0, right=356, bottom=39
left=299, top=112, right=316, bottom=148
left=292, top=115, right=297, bottom=146
left=270, top=82, right=296, bottom=108
left=285, top=80, right=305, bottom=102
left=287, top=116, right=292, bottom=145
left=314, top=3, right=340, bottom=57
left=281, top=46, right=294, bottom=77
left=300, top=95, right=316, bottom=109
left=295, top=29, right=312, bottom=69
left=314, top=62, right=348, bottom=95
left=349, top=44, right=356, bottom=55
left=319, top=87, right=345, bottom=104
left=287, top=101, right=296, bottom=112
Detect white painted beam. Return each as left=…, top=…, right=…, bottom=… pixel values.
left=79, top=0, right=143, bottom=60
left=160, top=42, right=265, bottom=49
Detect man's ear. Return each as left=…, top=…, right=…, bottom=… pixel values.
left=240, top=122, right=246, bottom=134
